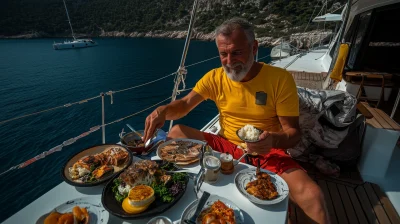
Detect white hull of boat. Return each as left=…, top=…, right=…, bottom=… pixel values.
left=270, top=43, right=293, bottom=59
left=53, top=39, right=98, bottom=50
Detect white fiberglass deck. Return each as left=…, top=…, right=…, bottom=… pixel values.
left=4, top=153, right=288, bottom=224
left=270, top=48, right=331, bottom=74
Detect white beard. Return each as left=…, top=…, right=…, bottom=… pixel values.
left=223, top=52, right=254, bottom=82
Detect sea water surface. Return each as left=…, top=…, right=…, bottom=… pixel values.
left=0, top=38, right=271, bottom=221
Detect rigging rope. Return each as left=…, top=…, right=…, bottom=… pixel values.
left=0, top=95, right=101, bottom=126
left=0, top=54, right=219, bottom=126
left=0, top=89, right=191, bottom=177
left=185, top=56, right=220, bottom=68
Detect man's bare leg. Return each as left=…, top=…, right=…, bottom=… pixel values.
left=168, top=124, right=206, bottom=140
left=168, top=125, right=328, bottom=222
left=281, top=168, right=330, bottom=224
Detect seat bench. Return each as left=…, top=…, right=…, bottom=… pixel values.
left=358, top=102, right=400, bottom=178
left=360, top=102, right=400, bottom=131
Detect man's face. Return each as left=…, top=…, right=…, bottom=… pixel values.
left=216, top=29, right=256, bottom=81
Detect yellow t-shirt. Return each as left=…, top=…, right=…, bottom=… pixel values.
left=193, top=63, right=299, bottom=145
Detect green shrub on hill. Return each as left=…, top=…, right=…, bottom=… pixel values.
left=0, top=0, right=346, bottom=37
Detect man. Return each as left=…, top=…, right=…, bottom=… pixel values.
left=144, top=18, right=329, bottom=223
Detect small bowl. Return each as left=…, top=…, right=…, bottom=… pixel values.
left=146, top=216, right=172, bottom=224
left=120, top=130, right=153, bottom=154
left=236, top=126, right=263, bottom=143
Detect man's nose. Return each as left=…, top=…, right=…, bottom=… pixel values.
left=226, top=54, right=233, bottom=65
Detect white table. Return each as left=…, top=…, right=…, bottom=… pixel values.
left=4, top=157, right=288, bottom=224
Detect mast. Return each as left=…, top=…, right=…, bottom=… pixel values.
left=62, top=0, right=76, bottom=40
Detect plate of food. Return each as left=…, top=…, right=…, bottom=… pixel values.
left=120, top=130, right=148, bottom=153
left=156, top=138, right=206, bottom=165
left=236, top=124, right=264, bottom=143
left=101, top=159, right=189, bottom=219
left=62, top=144, right=132, bottom=187
left=180, top=194, right=244, bottom=224
left=234, top=167, right=289, bottom=205
left=36, top=196, right=108, bottom=224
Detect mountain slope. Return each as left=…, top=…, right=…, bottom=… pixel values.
left=0, top=0, right=346, bottom=41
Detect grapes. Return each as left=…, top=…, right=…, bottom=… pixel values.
left=169, top=182, right=184, bottom=196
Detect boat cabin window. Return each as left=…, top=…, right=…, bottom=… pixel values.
left=346, top=3, right=400, bottom=73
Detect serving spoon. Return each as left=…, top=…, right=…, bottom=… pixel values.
left=126, top=124, right=143, bottom=137
left=145, top=128, right=159, bottom=148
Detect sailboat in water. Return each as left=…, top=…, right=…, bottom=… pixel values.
left=53, top=0, right=97, bottom=50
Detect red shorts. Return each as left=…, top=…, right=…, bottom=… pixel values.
left=203, top=132, right=304, bottom=175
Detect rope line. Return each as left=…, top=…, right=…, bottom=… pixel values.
left=0, top=95, right=101, bottom=126
left=113, top=72, right=176, bottom=94
left=0, top=90, right=192, bottom=177
left=258, top=55, right=270, bottom=60
left=185, top=56, right=220, bottom=68
left=0, top=54, right=219, bottom=126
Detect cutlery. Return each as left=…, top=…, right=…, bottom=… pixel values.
left=141, top=140, right=164, bottom=156
left=233, top=152, right=258, bottom=166
left=145, top=128, right=159, bottom=148
left=165, top=169, right=198, bottom=174
left=184, top=191, right=210, bottom=224
left=126, top=124, right=143, bottom=138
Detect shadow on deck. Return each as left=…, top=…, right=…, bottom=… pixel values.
left=289, top=162, right=400, bottom=224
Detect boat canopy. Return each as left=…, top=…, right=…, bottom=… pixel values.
left=312, top=13, right=343, bottom=22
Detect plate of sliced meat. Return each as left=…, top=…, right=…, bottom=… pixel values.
left=62, top=144, right=132, bottom=187
left=234, top=167, right=289, bottom=205
left=156, top=139, right=206, bottom=165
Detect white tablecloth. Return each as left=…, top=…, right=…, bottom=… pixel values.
left=4, top=156, right=288, bottom=224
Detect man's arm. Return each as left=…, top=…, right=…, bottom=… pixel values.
left=270, top=116, right=301, bottom=149
left=143, top=91, right=204, bottom=141
left=162, top=91, right=205, bottom=120
left=246, top=116, right=301, bottom=154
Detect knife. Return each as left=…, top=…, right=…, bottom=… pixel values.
left=185, top=191, right=210, bottom=224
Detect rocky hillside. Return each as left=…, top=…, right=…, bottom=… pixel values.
left=0, top=0, right=346, bottom=47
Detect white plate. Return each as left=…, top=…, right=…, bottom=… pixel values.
left=180, top=194, right=244, bottom=224
left=234, top=167, right=289, bottom=205
left=156, top=138, right=207, bottom=166
left=36, top=196, right=109, bottom=224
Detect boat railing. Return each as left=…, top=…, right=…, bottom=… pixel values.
left=0, top=54, right=219, bottom=177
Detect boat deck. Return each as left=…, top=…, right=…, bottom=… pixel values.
left=289, top=162, right=400, bottom=224
left=269, top=49, right=330, bottom=74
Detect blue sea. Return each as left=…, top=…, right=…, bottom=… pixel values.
left=0, top=38, right=271, bottom=222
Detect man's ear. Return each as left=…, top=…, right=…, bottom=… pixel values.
left=253, top=40, right=258, bottom=56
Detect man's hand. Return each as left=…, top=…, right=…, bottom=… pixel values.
left=143, top=91, right=204, bottom=142
left=143, top=106, right=166, bottom=142
left=246, top=131, right=273, bottom=155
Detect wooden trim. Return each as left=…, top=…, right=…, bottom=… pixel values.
left=347, top=186, right=369, bottom=224
left=376, top=108, right=400, bottom=131
left=357, top=103, right=374, bottom=119
left=337, top=185, right=359, bottom=224
left=370, top=108, right=393, bottom=129
left=345, top=71, right=392, bottom=79
left=317, top=180, right=339, bottom=224
left=363, top=183, right=391, bottom=223
left=327, top=182, right=349, bottom=224
left=371, top=183, right=400, bottom=224
left=355, top=185, right=379, bottom=223
left=361, top=102, right=400, bottom=130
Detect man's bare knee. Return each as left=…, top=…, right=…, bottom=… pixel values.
left=168, top=124, right=187, bottom=138
left=301, top=183, right=325, bottom=211
left=167, top=124, right=205, bottom=140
